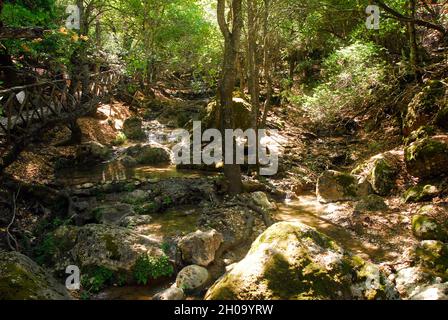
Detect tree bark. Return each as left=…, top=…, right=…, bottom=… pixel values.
left=217, top=0, right=244, bottom=195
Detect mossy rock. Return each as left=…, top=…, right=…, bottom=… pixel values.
left=405, top=135, right=448, bottom=178
left=317, top=170, right=371, bottom=203
left=125, top=144, right=171, bottom=165
left=355, top=195, right=388, bottom=212
left=123, top=117, right=146, bottom=140
left=412, top=212, right=448, bottom=242
left=202, top=97, right=252, bottom=131
left=205, top=222, right=398, bottom=300
left=49, top=224, right=165, bottom=279
left=404, top=126, right=436, bottom=146
left=351, top=152, right=400, bottom=196
left=413, top=240, right=448, bottom=277
left=0, top=251, right=72, bottom=300
left=403, top=80, right=444, bottom=136
left=404, top=184, right=439, bottom=203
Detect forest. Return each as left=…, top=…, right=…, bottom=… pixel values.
left=0, top=0, right=448, bottom=302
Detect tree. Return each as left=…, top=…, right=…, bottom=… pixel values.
left=217, top=0, right=244, bottom=195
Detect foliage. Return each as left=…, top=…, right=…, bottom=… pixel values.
left=297, top=41, right=394, bottom=121
left=133, top=254, right=174, bottom=285
left=81, top=266, right=115, bottom=293
left=34, top=234, right=57, bottom=265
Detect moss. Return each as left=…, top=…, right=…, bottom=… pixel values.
left=405, top=138, right=448, bottom=162
left=334, top=173, right=358, bottom=198
left=414, top=241, right=448, bottom=278
left=412, top=214, right=447, bottom=241
left=102, top=234, right=121, bottom=261
left=404, top=184, right=438, bottom=203
left=355, top=195, right=388, bottom=212
left=0, top=262, right=42, bottom=299
left=405, top=126, right=436, bottom=146
left=370, top=159, right=396, bottom=195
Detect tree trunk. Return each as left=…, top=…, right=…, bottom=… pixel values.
left=408, top=0, right=419, bottom=78
left=217, top=0, right=244, bottom=195
left=261, top=0, right=272, bottom=127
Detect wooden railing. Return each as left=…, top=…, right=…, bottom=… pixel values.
left=0, top=70, right=122, bottom=169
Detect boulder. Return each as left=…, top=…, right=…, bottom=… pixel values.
left=176, top=265, right=210, bottom=293
left=49, top=224, right=164, bottom=275
left=395, top=266, right=435, bottom=298
left=404, top=184, right=439, bottom=203
left=412, top=205, right=448, bottom=241
left=202, top=97, right=252, bottom=131
left=153, top=286, right=185, bottom=300
left=120, top=215, right=152, bottom=228
left=0, top=251, right=72, bottom=300
left=205, top=222, right=398, bottom=300
left=410, top=283, right=448, bottom=300
left=250, top=192, right=277, bottom=211
left=354, top=195, right=388, bottom=212
left=178, top=229, right=223, bottom=267
left=76, top=141, right=111, bottom=163
left=405, top=135, right=448, bottom=179
left=123, top=117, right=146, bottom=140
left=91, top=203, right=135, bottom=225
left=351, top=151, right=401, bottom=196
left=403, top=80, right=444, bottom=136
left=317, top=170, right=371, bottom=203
left=126, top=144, right=171, bottom=165
left=413, top=240, right=448, bottom=274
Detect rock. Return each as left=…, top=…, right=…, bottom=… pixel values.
left=126, top=144, right=171, bottom=165
left=403, top=80, right=444, bottom=136
left=317, top=170, right=371, bottom=203
left=250, top=192, right=277, bottom=211
left=205, top=222, right=398, bottom=300
left=76, top=141, right=111, bottom=164
left=123, top=117, right=146, bottom=140
left=120, top=215, right=152, bottom=227
left=92, top=203, right=135, bottom=225
left=404, top=184, right=439, bottom=203
left=176, top=265, right=210, bottom=293
left=178, top=230, right=223, bottom=267
left=354, top=195, right=388, bottom=212
left=395, top=267, right=435, bottom=298
left=410, top=283, right=448, bottom=300
left=152, top=286, right=185, bottom=300
left=125, top=189, right=149, bottom=203
left=50, top=224, right=164, bottom=275
left=413, top=240, right=448, bottom=274
left=404, top=126, right=436, bottom=146
left=0, top=251, right=72, bottom=300
left=405, top=135, right=448, bottom=179
left=351, top=151, right=401, bottom=196
left=202, top=97, right=252, bottom=131
left=412, top=206, right=448, bottom=241
left=121, top=155, right=138, bottom=167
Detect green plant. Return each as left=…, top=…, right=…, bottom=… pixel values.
left=81, top=267, right=115, bottom=293
left=161, top=242, right=171, bottom=255
left=35, top=234, right=56, bottom=265
left=133, top=254, right=174, bottom=285
left=163, top=196, right=173, bottom=206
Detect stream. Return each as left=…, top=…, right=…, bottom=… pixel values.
left=54, top=116, right=385, bottom=300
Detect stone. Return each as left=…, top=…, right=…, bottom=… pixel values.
left=354, top=195, right=388, bottom=212
left=120, top=215, right=152, bottom=227
left=178, top=229, right=223, bottom=267
left=0, top=251, right=72, bottom=300
left=413, top=240, right=448, bottom=274
left=205, top=222, right=398, bottom=300
left=49, top=224, right=164, bottom=275
left=202, top=97, right=252, bottom=131
left=123, top=117, right=146, bottom=140
left=405, top=135, right=448, bottom=179
left=395, top=267, right=434, bottom=298
left=76, top=141, right=111, bottom=163
left=404, top=184, right=439, bottom=203
left=121, top=155, right=138, bottom=167
left=250, top=192, right=277, bottom=211
left=317, top=170, right=371, bottom=203
left=92, top=203, right=135, bottom=225
left=351, top=151, right=401, bottom=196
left=410, top=283, right=448, bottom=300
left=152, top=286, right=185, bottom=300
left=126, top=144, right=171, bottom=165
left=412, top=206, right=448, bottom=241
left=176, top=265, right=210, bottom=293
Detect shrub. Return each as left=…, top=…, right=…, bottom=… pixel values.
left=297, top=42, right=394, bottom=121
left=133, top=254, right=174, bottom=285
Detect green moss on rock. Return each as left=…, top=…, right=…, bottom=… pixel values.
left=405, top=136, right=448, bottom=179
left=404, top=184, right=439, bottom=203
